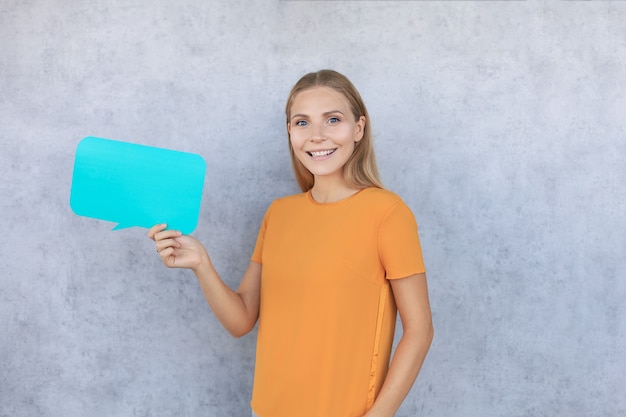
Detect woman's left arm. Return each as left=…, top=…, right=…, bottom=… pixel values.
left=364, top=273, right=434, bottom=417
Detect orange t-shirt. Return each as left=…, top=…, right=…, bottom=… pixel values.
left=250, top=187, right=425, bottom=417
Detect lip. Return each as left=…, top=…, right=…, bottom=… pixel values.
left=306, top=149, right=337, bottom=158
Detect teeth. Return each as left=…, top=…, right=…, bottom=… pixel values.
left=310, top=150, right=334, bottom=157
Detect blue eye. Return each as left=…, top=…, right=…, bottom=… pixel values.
left=328, top=117, right=340, bottom=124
left=295, top=120, right=308, bottom=127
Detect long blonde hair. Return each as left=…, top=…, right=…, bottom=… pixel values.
left=285, top=70, right=384, bottom=192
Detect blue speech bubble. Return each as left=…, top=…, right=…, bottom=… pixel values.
left=70, top=136, right=206, bottom=234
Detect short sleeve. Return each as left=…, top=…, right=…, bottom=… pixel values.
left=251, top=204, right=272, bottom=264
left=378, top=200, right=426, bottom=280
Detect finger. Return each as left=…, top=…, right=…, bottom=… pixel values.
left=155, top=237, right=181, bottom=253
left=154, top=229, right=182, bottom=242
left=158, top=247, right=175, bottom=262
left=147, top=224, right=168, bottom=240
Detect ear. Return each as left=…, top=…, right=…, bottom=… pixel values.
left=354, top=116, right=366, bottom=142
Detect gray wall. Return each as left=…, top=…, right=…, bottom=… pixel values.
left=1, top=1, right=624, bottom=416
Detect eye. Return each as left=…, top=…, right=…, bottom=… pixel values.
left=328, top=117, right=340, bottom=124
left=295, top=120, right=308, bottom=127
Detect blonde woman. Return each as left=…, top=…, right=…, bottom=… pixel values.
left=149, top=70, right=433, bottom=417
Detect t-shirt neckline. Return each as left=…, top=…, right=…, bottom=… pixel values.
left=306, top=187, right=371, bottom=206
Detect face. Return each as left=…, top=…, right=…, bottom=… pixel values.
left=288, top=86, right=365, bottom=186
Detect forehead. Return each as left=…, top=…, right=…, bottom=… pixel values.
left=290, top=86, right=352, bottom=114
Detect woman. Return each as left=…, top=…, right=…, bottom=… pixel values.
left=149, top=69, right=433, bottom=417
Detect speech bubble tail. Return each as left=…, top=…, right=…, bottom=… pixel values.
left=112, top=223, right=132, bottom=231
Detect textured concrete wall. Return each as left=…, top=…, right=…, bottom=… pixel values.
left=1, top=1, right=624, bottom=416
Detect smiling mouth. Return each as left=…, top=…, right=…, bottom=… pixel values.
left=307, top=149, right=337, bottom=157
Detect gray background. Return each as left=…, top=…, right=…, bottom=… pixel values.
left=1, top=1, right=624, bottom=416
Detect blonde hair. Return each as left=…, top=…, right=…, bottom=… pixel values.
left=285, top=69, right=384, bottom=192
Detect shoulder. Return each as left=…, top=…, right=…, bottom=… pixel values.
left=360, top=187, right=407, bottom=211
left=270, top=192, right=307, bottom=207
left=263, top=192, right=308, bottom=216
left=362, top=187, right=402, bottom=202
left=360, top=188, right=419, bottom=227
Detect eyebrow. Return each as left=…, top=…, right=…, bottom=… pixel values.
left=290, top=110, right=345, bottom=121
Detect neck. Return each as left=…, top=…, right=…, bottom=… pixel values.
left=310, top=177, right=359, bottom=203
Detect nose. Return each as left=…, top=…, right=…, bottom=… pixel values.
left=309, top=122, right=326, bottom=142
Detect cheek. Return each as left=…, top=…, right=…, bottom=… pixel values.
left=292, top=145, right=310, bottom=166
left=289, top=131, right=306, bottom=147
left=341, top=125, right=359, bottom=142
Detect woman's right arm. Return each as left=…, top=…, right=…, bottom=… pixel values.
left=148, top=224, right=261, bottom=338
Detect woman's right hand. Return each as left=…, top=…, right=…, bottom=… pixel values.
left=147, top=224, right=210, bottom=271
